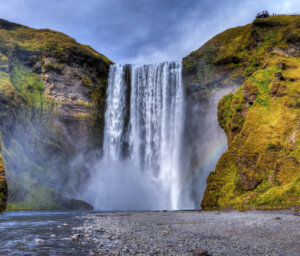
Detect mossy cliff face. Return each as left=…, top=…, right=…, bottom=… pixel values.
left=0, top=151, right=7, bottom=212
left=183, top=15, right=300, bottom=210
left=0, top=19, right=112, bottom=210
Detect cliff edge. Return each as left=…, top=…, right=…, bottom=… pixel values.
left=183, top=15, right=300, bottom=210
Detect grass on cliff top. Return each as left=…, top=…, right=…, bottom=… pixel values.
left=0, top=19, right=113, bottom=64
left=187, top=15, right=300, bottom=60
left=183, top=15, right=300, bottom=83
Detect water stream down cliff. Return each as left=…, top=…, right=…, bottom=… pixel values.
left=85, top=62, right=186, bottom=210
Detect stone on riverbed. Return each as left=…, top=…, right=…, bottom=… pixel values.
left=34, top=239, right=45, bottom=243
left=193, top=248, right=211, bottom=255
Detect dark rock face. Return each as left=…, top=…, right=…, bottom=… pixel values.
left=0, top=152, right=8, bottom=212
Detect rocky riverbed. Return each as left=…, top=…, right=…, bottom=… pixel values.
left=1, top=210, right=299, bottom=255
left=72, top=210, right=300, bottom=256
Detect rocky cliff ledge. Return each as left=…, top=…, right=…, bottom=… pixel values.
left=0, top=19, right=112, bottom=210
left=0, top=151, right=7, bottom=212
left=183, top=15, right=300, bottom=210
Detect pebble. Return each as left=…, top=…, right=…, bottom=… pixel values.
left=71, top=234, right=83, bottom=241
left=193, top=248, right=211, bottom=255
left=60, top=237, right=72, bottom=241
left=34, top=238, right=45, bottom=243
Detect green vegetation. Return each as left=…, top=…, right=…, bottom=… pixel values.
left=81, top=75, right=93, bottom=88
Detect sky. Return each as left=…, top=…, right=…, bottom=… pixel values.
left=0, top=0, right=299, bottom=64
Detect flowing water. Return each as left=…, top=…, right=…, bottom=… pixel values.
left=84, top=62, right=186, bottom=211
left=0, top=211, right=91, bottom=256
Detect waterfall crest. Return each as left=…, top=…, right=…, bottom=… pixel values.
left=87, top=62, right=186, bottom=210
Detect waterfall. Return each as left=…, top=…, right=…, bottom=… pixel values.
left=86, top=62, right=186, bottom=211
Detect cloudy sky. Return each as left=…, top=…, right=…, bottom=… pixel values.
left=0, top=0, right=299, bottom=64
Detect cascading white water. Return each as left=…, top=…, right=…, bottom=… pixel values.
left=86, top=62, right=185, bottom=210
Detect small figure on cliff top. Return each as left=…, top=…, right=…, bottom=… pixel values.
left=256, top=10, right=270, bottom=18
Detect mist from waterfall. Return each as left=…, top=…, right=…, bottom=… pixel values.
left=181, top=87, right=237, bottom=209
left=84, top=62, right=186, bottom=211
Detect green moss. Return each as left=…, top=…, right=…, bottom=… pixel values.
left=43, top=62, right=64, bottom=73
left=198, top=15, right=300, bottom=210
left=81, top=75, right=93, bottom=88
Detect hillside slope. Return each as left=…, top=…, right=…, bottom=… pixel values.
left=0, top=19, right=112, bottom=210
left=183, top=15, right=300, bottom=210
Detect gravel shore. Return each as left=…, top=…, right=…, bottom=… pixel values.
left=72, top=210, right=300, bottom=256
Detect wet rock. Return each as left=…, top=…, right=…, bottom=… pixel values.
left=0, top=153, right=7, bottom=213
left=71, top=233, right=83, bottom=241
left=193, top=248, right=211, bottom=255
left=60, top=237, right=72, bottom=242
left=95, top=228, right=105, bottom=233
left=34, top=238, right=45, bottom=243
left=61, top=198, right=94, bottom=210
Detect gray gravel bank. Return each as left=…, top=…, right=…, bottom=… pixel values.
left=73, top=210, right=300, bottom=256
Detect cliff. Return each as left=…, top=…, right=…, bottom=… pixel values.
left=0, top=151, right=7, bottom=212
left=0, top=19, right=112, bottom=210
left=183, top=15, right=300, bottom=210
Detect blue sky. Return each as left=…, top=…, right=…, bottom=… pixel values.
left=0, top=0, right=299, bottom=64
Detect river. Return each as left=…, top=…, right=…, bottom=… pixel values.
left=0, top=211, right=92, bottom=256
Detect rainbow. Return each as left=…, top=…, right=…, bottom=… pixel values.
left=181, top=138, right=228, bottom=192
